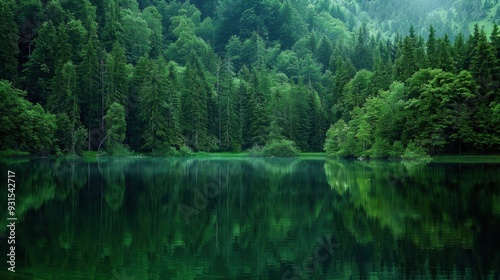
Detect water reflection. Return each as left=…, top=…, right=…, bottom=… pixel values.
left=0, top=158, right=499, bottom=279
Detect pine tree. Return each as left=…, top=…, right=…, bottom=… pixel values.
left=314, top=35, right=333, bottom=70
left=219, top=57, right=241, bottom=151
left=106, top=42, right=128, bottom=107
left=101, top=0, right=123, bottom=52
left=78, top=22, right=101, bottom=150
left=352, top=23, right=373, bottom=70
left=453, top=33, right=468, bottom=72
left=291, top=81, right=312, bottom=151
left=181, top=55, right=211, bottom=151
left=471, top=28, right=499, bottom=97
left=24, top=22, right=57, bottom=104
left=139, top=59, right=169, bottom=152
left=331, top=58, right=356, bottom=121
left=165, top=63, right=184, bottom=149
left=426, top=25, right=439, bottom=69
left=127, top=55, right=150, bottom=150
left=247, top=70, right=268, bottom=146
left=491, top=23, right=500, bottom=62
left=48, top=61, right=79, bottom=125
left=438, top=35, right=454, bottom=72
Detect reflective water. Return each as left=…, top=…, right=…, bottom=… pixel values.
left=1, top=157, right=499, bottom=279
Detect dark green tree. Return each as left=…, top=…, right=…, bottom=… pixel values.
left=138, top=59, right=169, bottom=153
left=426, top=25, right=439, bottom=69
left=0, top=80, right=57, bottom=154
left=78, top=22, right=101, bottom=150
left=106, top=42, right=128, bottom=107
left=0, top=0, right=19, bottom=82
left=181, top=56, right=212, bottom=151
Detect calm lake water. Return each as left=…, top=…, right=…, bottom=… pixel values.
left=1, top=157, right=500, bottom=279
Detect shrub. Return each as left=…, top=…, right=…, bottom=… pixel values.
left=107, top=144, right=131, bottom=156
left=261, top=139, right=300, bottom=157
left=178, top=145, right=193, bottom=156
left=401, top=143, right=431, bottom=162
left=248, top=144, right=263, bottom=157
left=388, top=141, right=405, bottom=158
left=369, top=138, right=390, bottom=158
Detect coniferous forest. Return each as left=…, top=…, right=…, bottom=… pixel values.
left=1, top=0, right=499, bottom=157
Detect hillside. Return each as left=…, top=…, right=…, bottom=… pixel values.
left=0, top=0, right=499, bottom=157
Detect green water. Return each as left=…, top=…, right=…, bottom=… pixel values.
left=1, top=157, right=500, bottom=279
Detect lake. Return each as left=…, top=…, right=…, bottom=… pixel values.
left=1, top=157, right=500, bottom=279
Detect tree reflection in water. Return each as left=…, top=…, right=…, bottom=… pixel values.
left=0, top=158, right=499, bottom=279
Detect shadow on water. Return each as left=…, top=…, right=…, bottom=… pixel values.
left=0, top=157, right=499, bottom=279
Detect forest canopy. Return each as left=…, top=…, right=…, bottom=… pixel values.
left=0, top=0, right=499, bottom=157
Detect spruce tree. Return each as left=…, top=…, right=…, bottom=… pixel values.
left=182, top=55, right=210, bottom=151
left=0, top=0, right=19, bottom=83
left=139, top=59, right=169, bottom=152
left=106, top=42, right=128, bottom=107
left=78, top=22, right=101, bottom=150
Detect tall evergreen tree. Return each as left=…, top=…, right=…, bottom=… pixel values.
left=78, top=22, right=101, bottom=150
left=106, top=42, right=128, bottom=107
left=219, top=57, right=241, bottom=151
left=246, top=70, right=269, bottom=146
left=471, top=28, right=499, bottom=97
left=24, top=22, right=57, bottom=104
left=138, top=59, right=169, bottom=152
left=181, top=55, right=211, bottom=151
left=0, top=0, right=19, bottom=83
left=426, top=25, right=439, bottom=69
left=438, top=35, right=454, bottom=72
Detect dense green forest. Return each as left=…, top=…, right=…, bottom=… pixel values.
left=0, top=0, right=499, bottom=157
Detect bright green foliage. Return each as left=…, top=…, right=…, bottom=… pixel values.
left=324, top=119, right=349, bottom=157
left=140, top=6, right=163, bottom=59
left=338, top=70, right=373, bottom=119
left=121, top=9, right=151, bottom=63
left=405, top=69, right=476, bottom=154
left=356, top=119, right=372, bottom=152
left=0, top=81, right=56, bottom=154
left=105, top=102, right=126, bottom=151
left=401, top=142, right=432, bottom=161
left=166, top=12, right=211, bottom=65
left=331, top=58, right=356, bottom=121
left=5, top=0, right=500, bottom=156
left=48, top=61, right=79, bottom=126
left=261, top=139, right=300, bottom=157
